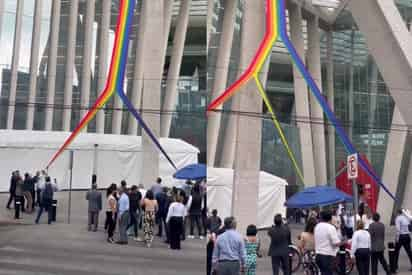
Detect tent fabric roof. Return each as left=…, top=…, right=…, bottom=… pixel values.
left=285, top=186, right=353, bottom=208
left=0, top=130, right=199, bottom=154
left=207, top=167, right=288, bottom=186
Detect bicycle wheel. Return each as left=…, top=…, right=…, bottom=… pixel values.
left=289, top=245, right=302, bottom=273
left=333, top=249, right=354, bottom=274
left=304, top=263, right=319, bottom=275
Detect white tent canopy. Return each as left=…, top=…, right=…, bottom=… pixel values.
left=207, top=167, right=287, bottom=229
left=0, top=130, right=199, bottom=191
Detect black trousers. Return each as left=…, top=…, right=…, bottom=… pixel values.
left=271, top=255, right=290, bottom=275
left=316, top=254, right=335, bottom=275
left=371, top=251, right=390, bottom=275
left=127, top=210, right=138, bottom=237
left=395, top=234, right=412, bottom=268
left=31, top=190, right=36, bottom=209
left=190, top=214, right=203, bottom=236
left=106, top=211, right=115, bottom=238
left=157, top=214, right=168, bottom=238
left=207, top=240, right=214, bottom=275
left=355, top=248, right=370, bottom=275
left=169, top=217, right=183, bottom=250
left=7, top=192, right=15, bottom=208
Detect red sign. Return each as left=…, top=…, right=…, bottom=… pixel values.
left=336, top=155, right=378, bottom=212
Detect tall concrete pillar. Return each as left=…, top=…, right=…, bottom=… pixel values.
left=207, top=0, right=214, bottom=48
left=231, top=0, right=264, bottom=235
left=62, top=0, right=79, bottom=131
left=379, top=107, right=407, bottom=225
left=289, top=3, right=316, bottom=186
left=307, top=15, right=327, bottom=184
left=207, top=0, right=237, bottom=167
left=326, top=31, right=335, bottom=184
left=6, top=0, right=24, bottom=129
left=45, top=0, right=61, bottom=131
left=140, top=0, right=163, bottom=188
left=160, top=0, right=192, bottom=138
left=79, top=0, right=95, bottom=130
left=128, top=0, right=173, bottom=135
left=96, top=0, right=111, bottom=134
left=128, top=2, right=146, bottom=135
left=26, top=0, right=43, bottom=130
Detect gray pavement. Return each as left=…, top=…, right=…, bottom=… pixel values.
left=0, top=191, right=204, bottom=275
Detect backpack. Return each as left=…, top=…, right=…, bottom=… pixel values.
left=43, top=183, right=53, bottom=200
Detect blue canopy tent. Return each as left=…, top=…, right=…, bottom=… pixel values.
left=173, top=163, right=206, bottom=181
left=285, top=186, right=353, bottom=208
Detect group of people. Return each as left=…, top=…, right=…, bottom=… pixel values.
left=85, top=177, right=207, bottom=250
left=6, top=170, right=58, bottom=224
left=207, top=212, right=261, bottom=275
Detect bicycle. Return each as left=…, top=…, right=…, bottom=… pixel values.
left=289, top=244, right=354, bottom=274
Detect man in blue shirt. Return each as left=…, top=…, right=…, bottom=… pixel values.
left=212, top=217, right=246, bottom=275
left=117, top=186, right=130, bottom=245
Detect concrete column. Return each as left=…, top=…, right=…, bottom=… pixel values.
left=140, top=0, right=163, bottom=188
left=326, top=31, right=335, bottom=184
left=379, top=107, right=407, bottom=225
left=127, top=2, right=146, bottom=135
left=62, top=0, right=79, bottom=131
left=26, top=0, right=43, bottom=130
left=45, top=0, right=61, bottom=131
left=6, top=0, right=24, bottom=129
left=160, top=0, right=191, bottom=138
left=348, top=29, right=355, bottom=140
left=231, top=0, right=264, bottom=235
left=95, top=0, right=111, bottom=133
left=307, top=15, right=327, bottom=184
left=289, top=3, right=316, bottom=186
left=207, top=0, right=236, bottom=166
left=162, top=0, right=174, bottom=66
left=207, top=0, right=214, bottom=48
left=79, top=0, right=95, bottom=130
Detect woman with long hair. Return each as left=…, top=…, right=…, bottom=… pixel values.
left=106, top=187, right=117, bottom=243
left=141, top=190, right=158, bottom=248
left=298, top=217, right=317, bottom=253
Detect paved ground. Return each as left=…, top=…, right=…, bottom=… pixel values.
left=0, top=191, right=204, bottom=275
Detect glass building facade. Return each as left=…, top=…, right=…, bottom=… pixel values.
left=209, top=0, right=412, bottom=190
left=0, top=0, right=207, bottom=161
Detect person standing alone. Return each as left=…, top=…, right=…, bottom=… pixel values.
left=86, top=183, right=102, bottom=232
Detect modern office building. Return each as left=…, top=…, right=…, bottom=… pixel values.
left=0, top=0, right=207, bottom=170
left=208, top=0, right=412, bottom=229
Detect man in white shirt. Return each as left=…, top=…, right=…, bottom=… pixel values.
left=395, top=209, right=412, bottom=271
left=314, top=210, right=343, bottom=275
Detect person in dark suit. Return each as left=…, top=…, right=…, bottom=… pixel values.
left=268, top=214, right=291, bottom=275
left=369, top=213, right=391, bottom=275
left=6, top=171, right=17, bottom=209
left=86, top=183, right=102, bottom=231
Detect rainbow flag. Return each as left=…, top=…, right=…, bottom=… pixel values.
left=47, top=0, right=177, bottom=170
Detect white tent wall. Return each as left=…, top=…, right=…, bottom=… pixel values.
left=207, top=167, right=287, bottom=229
left=0, top=130, right=199, bottom=191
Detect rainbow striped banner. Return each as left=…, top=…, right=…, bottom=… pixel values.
left=47, top=0, right=177, bottom=170
left=208, top=0, right=396, bottom=200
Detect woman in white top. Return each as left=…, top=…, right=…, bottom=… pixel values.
left=166, top=195, right=185, bottom=250
left=351, top=220, right=371, bottom=275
